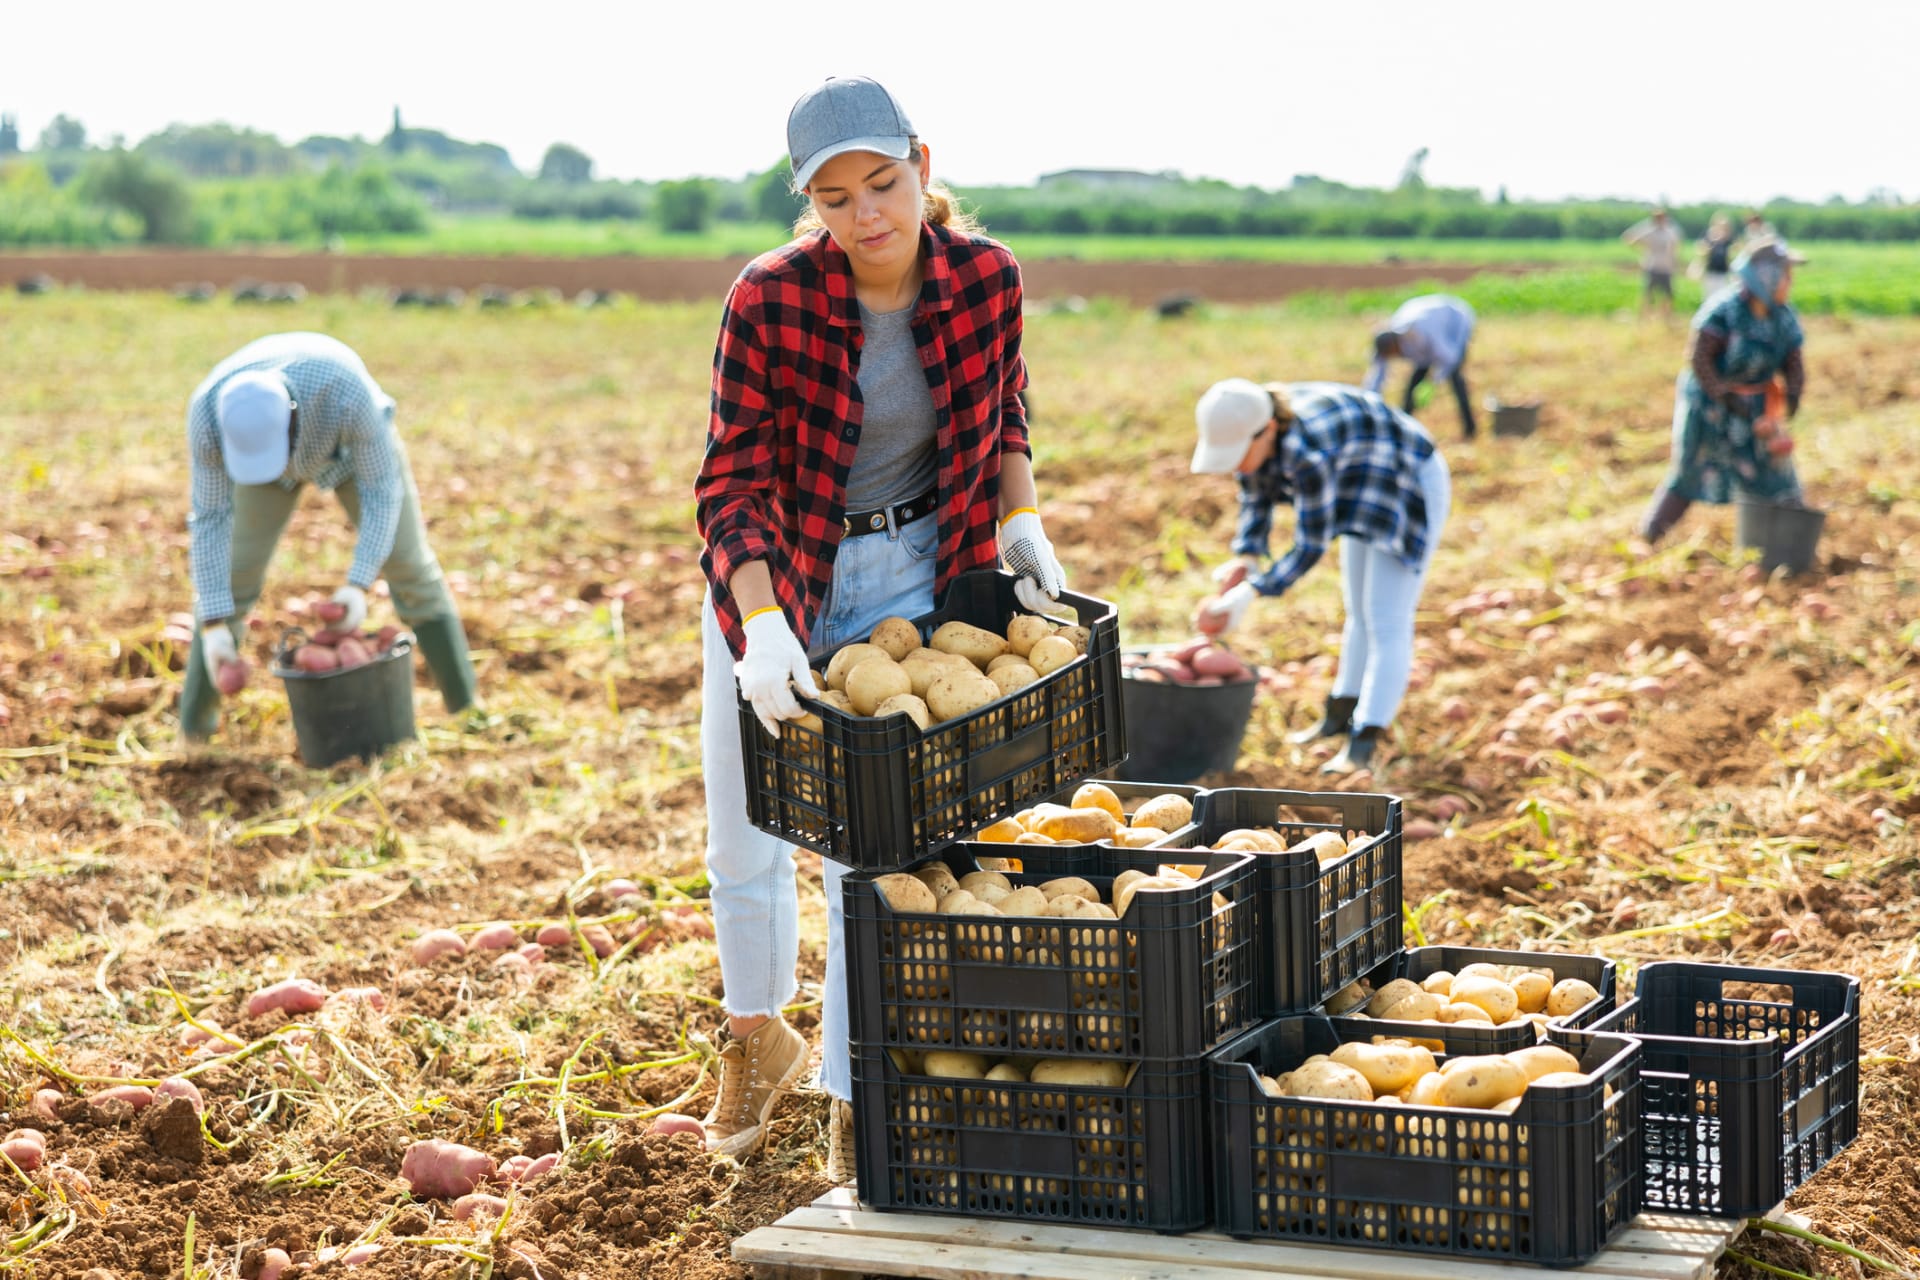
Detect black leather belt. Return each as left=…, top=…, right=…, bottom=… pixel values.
left=842, top=488, right=937, bottom=537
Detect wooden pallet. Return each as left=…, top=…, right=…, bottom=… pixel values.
left=734, top=1188, right=1753, bottom=1280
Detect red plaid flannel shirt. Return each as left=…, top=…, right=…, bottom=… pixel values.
left=698, top=222, right=1031, bottom=659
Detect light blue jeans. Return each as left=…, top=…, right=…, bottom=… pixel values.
left=1330, top=451, right=1452, bottom=729
left=698, top=511, right=939, bottom=1101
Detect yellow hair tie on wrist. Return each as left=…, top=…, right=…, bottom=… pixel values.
left=742, top=605, right=781, bottom=624
left=1000, top=506, right=1038, bottom=528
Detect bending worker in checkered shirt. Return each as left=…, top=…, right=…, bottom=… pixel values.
left=1191, top=380, right=1452, bottom=776
left=181, top=331, right=479, bottom=739
left=693, top=77, right=1067, bottom=1184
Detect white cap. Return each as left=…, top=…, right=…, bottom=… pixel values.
left=215, top=371, right=294, bottom=485
left=1190, top=378, right=1275, bottom=474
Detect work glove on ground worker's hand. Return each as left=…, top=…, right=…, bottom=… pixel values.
left=331, top=584, right=369, bottom=633
left=199, top=624, right=239, bottom=686
left=1194, top=581, right=1257, bottom=638
left=1212, top=554, right=1262, bottom=592
left=999, top=509, right=1067, bottom=614
left=734, top=608, right=820, bottom=738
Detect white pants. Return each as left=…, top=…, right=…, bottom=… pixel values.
left=1329, top=452, right=1451, bottom=729
left=697, top=512, right=939, bottom=1101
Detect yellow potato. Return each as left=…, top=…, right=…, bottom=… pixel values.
left=989, top=662, right=1040, bottom=696
left=1436, top=1002, right=1494, bottom=1024
left=1013, top=832, right=1055, bottom=845
left=924, top=1050, right=991, bottom=1079
left=1071, top=783, right=1126, bottom=824
left=1527, top=1070, right=1592, bottom=1089
left=1054, top=624, right=1092, bottom=655
left=1026, top=634, right=1078, bottom=676
left=925, top=669, right=1001, bottom=722
left=1004, top=615, right=1054, bottom=658
left=845, top=656, right=912, bottom=716
left=1112, top=874, right=1184, bottom=920
left=1456, top=962, right=1514, bottom=984
left=1436, top=1056, right=1529, bottom=1109
left=1330, top=1041, right=1436, bottom=1095
left=1449, top=975, right=1520, bottom=1025
left=976, top=817, right=1024, bottom=843
left=885, top=1047, right=925, bottom=1074
left=1365, top=979, right=1426, bottom=1018
left=911, top=864, right=961, bottom=900
left=1043, top=893, right=1095, bottom=917
left=1403, top=1072, right=1448, bottom=1107
left=1038, top=876, right=1097, bottom=901
left=929, top=620, right=1008, bottom=668
left=868, top=616, right=921, bottom=662
left=1546, top=978, right=1601, bottom=1019
left=1290, top=830, right=1349, bottom=862
left=985, top=1062, right=1028, bottom=1082
left=946, top=899, right=1003, bottom=918
left=826, top=643, right=888, bottom=691
left=957, top=870, right=1012, bottom=897
left=1035, top=808, right=1119, bottom=845
left=986, top=653, right=1029, bottom=674
left=1511, top=971, right=1552, bottom=1014
left=1377, top=991, right=1446, bottom=1022
left=1281, top=1060, right=1374, bottom=1102
left=936, top=889, right=980, bottom=914
left=1506, top=1045, right=1581, bottom=1083
left=1029, top=1060, right=1127, bottom=1088
left=1068, top=900, right=1117, bottom=920
left=1421, top=970, right=1455, bottom=997
left=1217, top=827, right=1287, bottom=852
left=996, top=886, right=1050, bottom=917
left=1113, top=827, right=1167, bottom=848
left=873, top=692, right=932, bottom=729
left=874, top=874, right=937, bottom=913
left=1129, top=793, right=1193, bottom=832
left=902, top=648, right=967, bottom=697
left=1110, top=869, right=1148, bottom=903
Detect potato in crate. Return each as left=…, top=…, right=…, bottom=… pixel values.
left=851, top=1045, right=1211, bottom=1233
left=1211, top=1015, right=1641, bottom=1265
left=1324, top=945, right=1616, bottom=1055
left=738, top=570, right=1125, bottom=871
left=970, top=779, right=1202, bottom=856
left=1160, top=788, right=1402, bottom=1015
left=1553, top=961, right=1859, bottom=1218
left=844, top=844, right=1257, bottom=1062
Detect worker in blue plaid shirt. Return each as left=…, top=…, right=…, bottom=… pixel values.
left=1189, top=380, right=1452, bottom=775
left=181, top=332, right=478, bottom=740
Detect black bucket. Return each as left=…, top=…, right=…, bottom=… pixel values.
left=272, top=630, right=418, bottom=767
left=1486, top=399, right=1542, bottom=437
left=1735, top=500, right=1826, bottom=576
left=1113, top=653, right=1258, bottom=784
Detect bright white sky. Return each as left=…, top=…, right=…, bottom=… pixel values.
left=6, top=0, right=1912, bottom=204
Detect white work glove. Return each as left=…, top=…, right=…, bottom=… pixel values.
left=199, top=624, right=238, bottom=684
left=331, top=584, right=369, bottom=633
left=1212, top=554, right=1263, bottom=591
left=999, top=509, right=1067, bottom=614
left=1194, top=581, right=1258, bottom=638
left=734, top=608, right=821, bottom=738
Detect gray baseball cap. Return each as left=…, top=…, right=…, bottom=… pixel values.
left=787, top=76, right=915, bottom=189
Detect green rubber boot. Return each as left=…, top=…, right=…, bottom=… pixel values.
left=410, top=615, right=479, bottom=713
left=178, top=631, right=222, bottom=741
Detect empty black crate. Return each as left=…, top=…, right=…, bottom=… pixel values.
left=738, top=571, right=1125, bottom=871
left=1212, top=1015, right=1641, bottom=1266
left=853, top=1045, right=1211, bottom=1233
left=1330, top=946, right=1618, bottom=1054
left=970, top=778, right=1202, bottom=847
left=845, top=844, right=1258, bottom=1061
left=1160, top=788, right=1401, bottom=1015
left=1555, top=961, right=1859, bottom=1218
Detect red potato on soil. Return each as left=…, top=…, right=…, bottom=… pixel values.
left=469, top=922, right=520, bottom=951
left=215, top=659, right=250, bottom=695
left=496, top=1151, right=560, bottom=1184
left=516, top=942, right=547, bottom=964
left=535, top=922, right=575, bottom=948
left=1403, top=819, right=1444, bottom=840
left=247, top=977, right=331, bottom=1018
left=411, top=929, right=467, bottom=966
left=581, top=924, right=617, bottom=958
left=31, top=1089, right=64, bottom=1123
left=649, top=1113, right=706, bottom=1139
left=401, top=1138, right=498, bottom=1198
left=453, top=1193, right=512, bottom=1221
left=604, top=877, right=641, bottom=901
left=87, top=1085, right=154, bottom=1111
left=493, top=952, right=534, bottom=978
left=1430, top=795, right=1471, bottom=821
left=154, top=1077, right=204, bottom=1114
left=255, top=1248, right=293, bottom=1280
left=2, top=1130, right=46, bottom=1171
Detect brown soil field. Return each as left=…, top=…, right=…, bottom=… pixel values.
left=1, top=291, right=1918, bottom=1279
left=0, top=249, right=1524, bottom=306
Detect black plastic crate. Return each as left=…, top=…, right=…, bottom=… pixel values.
left=852, top=1044, right=1211, bottom=1232
left=1554, top=961, right=1859, bottom=1218
left=1159, top=788, right=1402, bottom=1016
left=738, top=571, right=1126, bottom=871
left=845, top=844, right=1258, bottom=1061
left=969, top=778, right=1203, bottom=852
left=1212, top=1015, right=1642, bottom=1265
left=1330, top=946, right=1618, bottom=1055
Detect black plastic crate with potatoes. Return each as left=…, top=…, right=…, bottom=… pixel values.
left=737, top=570, right=1125, bottom=872
left=844, top=843, right=1258, bottom=1062
left=1552, top=960, right=1859, bottom=1218
left=1157, top=788, right=1402, bottom=1016
left=1327, top=945, right=1618, bottom=1055
left=1211, top=1015, right=1642, bottom=1266
left=851, top=1044, right=1212, bottom=1233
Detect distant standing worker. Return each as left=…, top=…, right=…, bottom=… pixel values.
left=1364, top=293, right=1477, bottom=439
left=1695, top=213, right=1737, bottom=298
left=182, top=332, right=479, bottom=739
left=1638, top=240, right=1808, bottom=544
left=1191, top=379, right=1450, bottom=776
left=1622, top=207, right=1684, bottom=321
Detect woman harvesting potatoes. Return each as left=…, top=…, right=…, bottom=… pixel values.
left=1191, top=379, right=1451, bottom=776
left=1638, top=238, right=1809, bottom=545
left=693, top=76, right=1065, bottom=1180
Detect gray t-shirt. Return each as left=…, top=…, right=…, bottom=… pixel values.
left=845, top=301, right=938, bottom=512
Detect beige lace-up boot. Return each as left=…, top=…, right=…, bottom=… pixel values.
left=701, top=1017, right=808, bottom=1158
left=826, top=1097, right=856, bottom=1185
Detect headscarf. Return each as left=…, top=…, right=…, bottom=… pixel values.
left=1735, top=239, right=1804, bottom=314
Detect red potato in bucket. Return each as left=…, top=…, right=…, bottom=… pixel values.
left=1189, top=644, right=1252, bottom=680
left=334, top=637, right=373, bottom=669
left=292, top=644, right=340, bottom=673
left=313, top=600, right=347, bottom=623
